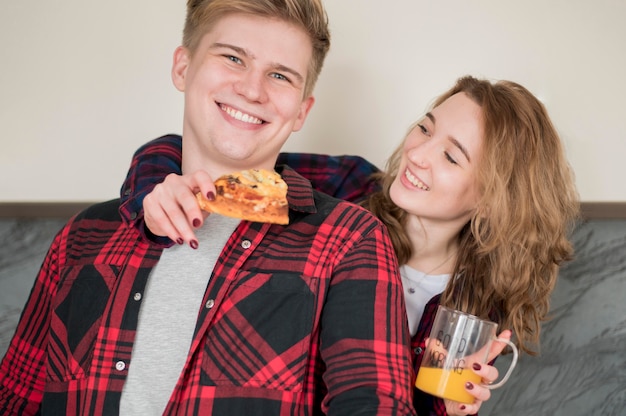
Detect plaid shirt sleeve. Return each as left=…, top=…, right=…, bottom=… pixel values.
left=411, top=296, right=482, bottom=416
left=300, top=196, right=416, bottom=415
left=275, top=152, right=382, bottom=203
left=0, top=224, right=65, bottom=415
left=119, top=134, right=183, bottom=246
left=118, top=135, right=382, bottom=245
left=411, top=296, right=447, bottom=415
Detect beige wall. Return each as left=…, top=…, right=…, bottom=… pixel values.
left=2, top=0, right=625, bottom=202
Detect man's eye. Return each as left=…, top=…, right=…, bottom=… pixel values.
left=271, top=73, right=288, bottom=81
left=226, top=55, right=242, bottom=64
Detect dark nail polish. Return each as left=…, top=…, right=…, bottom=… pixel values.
left=465, top=382, right=474, bottom=390
left=472, top=363, right=482, bottom=371
left=176, top=238, right=184, bottom=245
left=206, top=191, right=215, bottom=201
left=190, top=240, right=199, bottom=250
left=460, top=405, right=466, bottom=410
left=193, top=218, right=201, bottom=228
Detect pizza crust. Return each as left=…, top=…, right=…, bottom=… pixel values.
left=195, top=169, right=289, bottom=225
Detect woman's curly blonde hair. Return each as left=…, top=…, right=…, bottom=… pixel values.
left=366, top=76, right=580, bottom=355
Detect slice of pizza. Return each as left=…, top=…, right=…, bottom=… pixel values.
left=195, top=168, right=289, bottom=224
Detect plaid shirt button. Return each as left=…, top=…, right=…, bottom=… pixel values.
left=241, top=240, right=252, bottom=249
left=133, top=292, right=142, bottom=301
left=115, top=361, right=126, bottom=371
left=205, top=299, right=215, bottom=309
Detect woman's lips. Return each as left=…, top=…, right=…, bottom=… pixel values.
left=404, top=168, right=430, bottom=191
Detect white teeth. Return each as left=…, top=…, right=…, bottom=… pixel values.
left=405, top=169, right=430, bottom=190
left=220, top=104, right=263, bottom=124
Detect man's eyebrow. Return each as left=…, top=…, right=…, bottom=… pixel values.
left=212, top=42, right=305, bottom=84
left=425, top=112, right=471, bottom=162
left=272, top=63, right=305, bottom=84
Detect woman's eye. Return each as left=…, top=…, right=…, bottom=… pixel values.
left=417, top=124, right=429, bottom=135
left=445, top=152, right=458, bottom=165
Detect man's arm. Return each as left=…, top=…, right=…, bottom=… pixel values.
left=0, top=229, right=65, bottom=415
left=319, top=211, right=415, bottom=415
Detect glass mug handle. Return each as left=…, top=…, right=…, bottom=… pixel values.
left=485, top=337, right=519, bottom=389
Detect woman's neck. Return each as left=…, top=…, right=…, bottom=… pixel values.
left=404, top=216, right=461, bottom=275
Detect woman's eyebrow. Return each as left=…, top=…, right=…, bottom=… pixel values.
left=426, top=112, right=471, bottom=162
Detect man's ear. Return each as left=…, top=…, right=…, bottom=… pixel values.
left=171, top=46, right=191, bottom=92
left=292, top=95, right=315, bottom=132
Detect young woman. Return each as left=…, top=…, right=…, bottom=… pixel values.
left=118, top=75, right=580, bottom=415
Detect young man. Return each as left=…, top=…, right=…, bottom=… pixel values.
left=0, top=1, right=415, bottom=415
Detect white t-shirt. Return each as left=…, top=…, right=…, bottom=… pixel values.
left=400, top=264, right=450, bottom=336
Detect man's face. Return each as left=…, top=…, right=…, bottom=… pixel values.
left=172, top=13, right=315, bottom=176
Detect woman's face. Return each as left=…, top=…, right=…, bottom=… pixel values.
left=389, top=92, right=484, bottom=228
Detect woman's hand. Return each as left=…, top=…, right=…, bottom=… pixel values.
left=444, top=330, right=513, bottom=415
left=143, top=170, right=215, bottom=248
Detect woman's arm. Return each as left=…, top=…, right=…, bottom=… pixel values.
left=119, top=135, right=382, bottom=245
left=119, top=134, right=183, bottom=246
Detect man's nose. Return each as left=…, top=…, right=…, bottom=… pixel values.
left=234, top=70, right=267, bottom=103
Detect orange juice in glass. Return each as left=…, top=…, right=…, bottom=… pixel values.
left=415, top=305, right=518, bottom=404
left=415, top=366, right=483, bottom=403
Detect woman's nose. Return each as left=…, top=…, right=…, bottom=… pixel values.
left=407, top=140, right=433, bottom=168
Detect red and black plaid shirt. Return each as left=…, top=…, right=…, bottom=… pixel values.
left=118, top=135, right=454, bottom=415
left=0, top=165, right=415, bottom=415
left=125, top=134, right=454, bottom=415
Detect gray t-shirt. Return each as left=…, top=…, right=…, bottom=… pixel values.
left=120, top=214, right=239, bottom=415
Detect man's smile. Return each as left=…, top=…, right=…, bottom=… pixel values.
left=219, top=103, right=264, bottom=125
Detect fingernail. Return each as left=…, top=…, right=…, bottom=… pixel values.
left=193, top=218, right=201, bottom=228
left=176, top=238, right=184, bottom=245
left=472, top=363, right=482, bottom=371
left=465, top=382, right=474, bottom=390
left=190, top=240, right=199, bottom=250
left=460, top=405, right=466, bottom=410
left=206, top=191, right=215, bottom=201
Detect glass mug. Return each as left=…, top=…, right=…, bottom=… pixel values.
left=415, top=305, right=519, bottom=404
